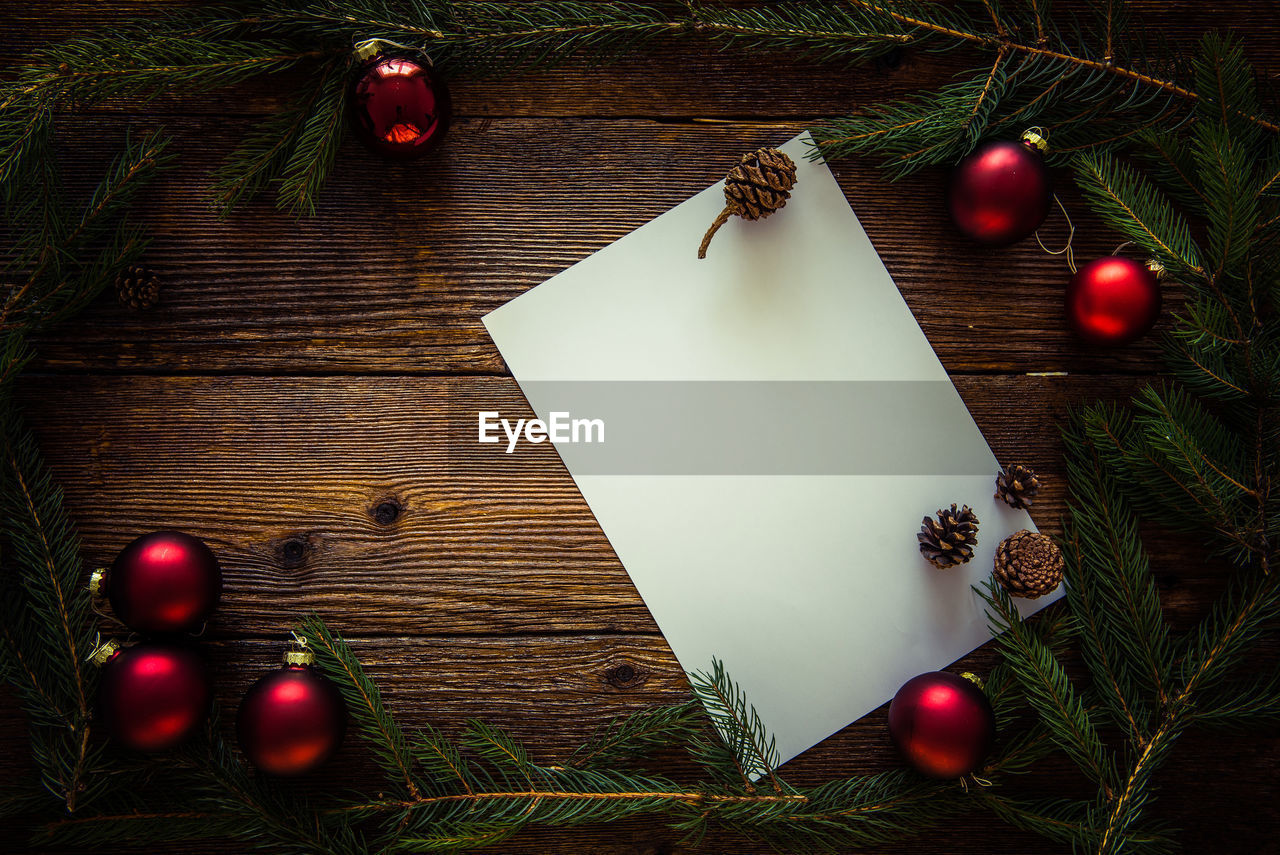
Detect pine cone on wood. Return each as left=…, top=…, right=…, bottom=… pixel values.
left=115, top=264, right=161, bottom=310
left=995, top=464, right=1041, bottom=510
left=993, top=530, right=1063, bottom=599
left=698, top=147, right=798, bottom=258
left=918, top=503, right=980, bottom=568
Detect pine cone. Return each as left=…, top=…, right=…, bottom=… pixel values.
left=115, top=265, right=161, bottom=310
left=993, top=530, right=1063, bottom=599
left=918, top=503, right=980, bottom=568
left=995, top=464, right=1041, bottom=510
left=698, top=147, right=798, bottom=258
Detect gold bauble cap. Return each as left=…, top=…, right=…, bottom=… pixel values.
left=1020, top=129, right=1049, bottom=154
left=89, top=639, right=120, bottom=666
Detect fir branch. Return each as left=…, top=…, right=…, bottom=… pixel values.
left=567, top=699, right=701, bottom=769
left=1061, top=409, right=1172, bottom=739
left=2, top=130, right=171, bottom=335
left=1176, top=571, right=1280, bottom=699
left=688, top=658, right=786, bottom=795
left=0, top=415, right=98, bottom=812
left=1185, top=673, right=1280, bottom=729
left=1073, top=150, right=1205, bottom=278
left=210, top=62, right=343, bottom=215
left=274, top=58, right=352, bottom=217
left=688, top=1, right=911, bottom=64
left=982, top=583, right=1116, bottom=794
left=298, top=615, right=423, bottom=799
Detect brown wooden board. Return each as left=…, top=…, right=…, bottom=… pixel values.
left=3, top=1, right=1280, bottom=853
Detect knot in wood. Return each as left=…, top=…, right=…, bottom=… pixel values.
left=372, top=499, right=403, bottom=526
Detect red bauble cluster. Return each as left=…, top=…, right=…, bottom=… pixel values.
left=97, top=641, right=211, bottom=752
left=888, top=671, right=995, bottom=779
left=92, top=531, right=220, bottom=752
left=349, top=46, right=451, bottom=159
left=1065, top=256, right=1162, bottom=346
left=948, top=134, right=1051, bottom=245
left=237, top=647, right=346, bottom=776
left=94, top=531, right=221, bottom=635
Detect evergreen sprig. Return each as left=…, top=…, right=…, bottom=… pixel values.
left=4, top=0, right=1277, bottom=215
left=973, top=31, right=1280, bottom=852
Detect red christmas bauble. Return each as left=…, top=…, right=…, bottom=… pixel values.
left=888, top=671, right=995, bottom=779
left=98, top=642, right=211, bottom=752
left=1065, top=256, right=1162, bottom=345
left=948, top=138, right=1051, bottom=245
left=237, top=657, right=346, bottom=776
left=349, top=49, right=451, bottom=159
left=97, top=531, right=221, bottom=635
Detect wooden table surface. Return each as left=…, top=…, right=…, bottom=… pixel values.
left=4, top=3, right=1280, bottom=852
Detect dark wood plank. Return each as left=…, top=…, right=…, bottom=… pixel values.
left=30, top=115, right=1173, bottom=376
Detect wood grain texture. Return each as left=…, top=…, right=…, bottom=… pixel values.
left=4, top=1, right=1280, bottom=853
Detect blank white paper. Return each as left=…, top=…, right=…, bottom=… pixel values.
left=482, top=133, right=1061, bottom=768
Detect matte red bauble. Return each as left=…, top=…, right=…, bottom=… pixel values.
left=1065, top=256, right=1162, bottom=345
left=948, top=133, right=1051, bottom=245
left=97, top=641, right=211, bottom=752
left=237, top=647, right=346, bottom=776
left=349, top=47, right=451, bottom=159
left=888, top=671, right=995, bottom=779
left=93, top=531, right=221, bottom=635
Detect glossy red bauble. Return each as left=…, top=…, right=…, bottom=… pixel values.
left=948, top=139, right=1051, bottom=245
left=1065, top=256, right=1162, bottom=345
left=99, top=531, right=222, bottom=635
left=98, top=643, right=211, bottom=751
left=349, top=50, right=451, bottom=159
left=888, top=671, right=995, bottom=779
left=237, top=664, right=346, bottom=776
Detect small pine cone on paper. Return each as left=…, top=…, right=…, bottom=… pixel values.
left=993, top=530, right=1063, bottom=599
left=995, top=464, right=1041, bottom=510
left=918, top=504, right=980, bottom=568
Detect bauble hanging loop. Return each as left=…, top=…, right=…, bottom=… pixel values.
left=948, top=129, right=1052, bottom=245
left=698, top=146, right=798, bottom=258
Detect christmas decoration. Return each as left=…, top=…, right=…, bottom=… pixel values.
left=348, top=40, right=451, bottom=160
left=993, top=530, right=1064, bottom=599
left=94, top=640, right=212, bottom=752
left=698, top=146, right=798, bottom=258
left=917, top=503, right=980, bottom=568
left=237, top=637, right=346, bottom=776
left=888, top=671, right=995, bottom=779
left=947, top=130, right=1051, bottom=245
left=1065, top=255, right=1163, bottom=345
left=91, top=531, right=222, bottom=635
left=114, top=264, right=161, bottom=310
left=4, top=3, right=1280, bottom=854
left=994, top=464, right=1041, bottom=510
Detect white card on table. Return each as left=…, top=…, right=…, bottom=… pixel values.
left=482, top=132, right=1060, bottom=769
